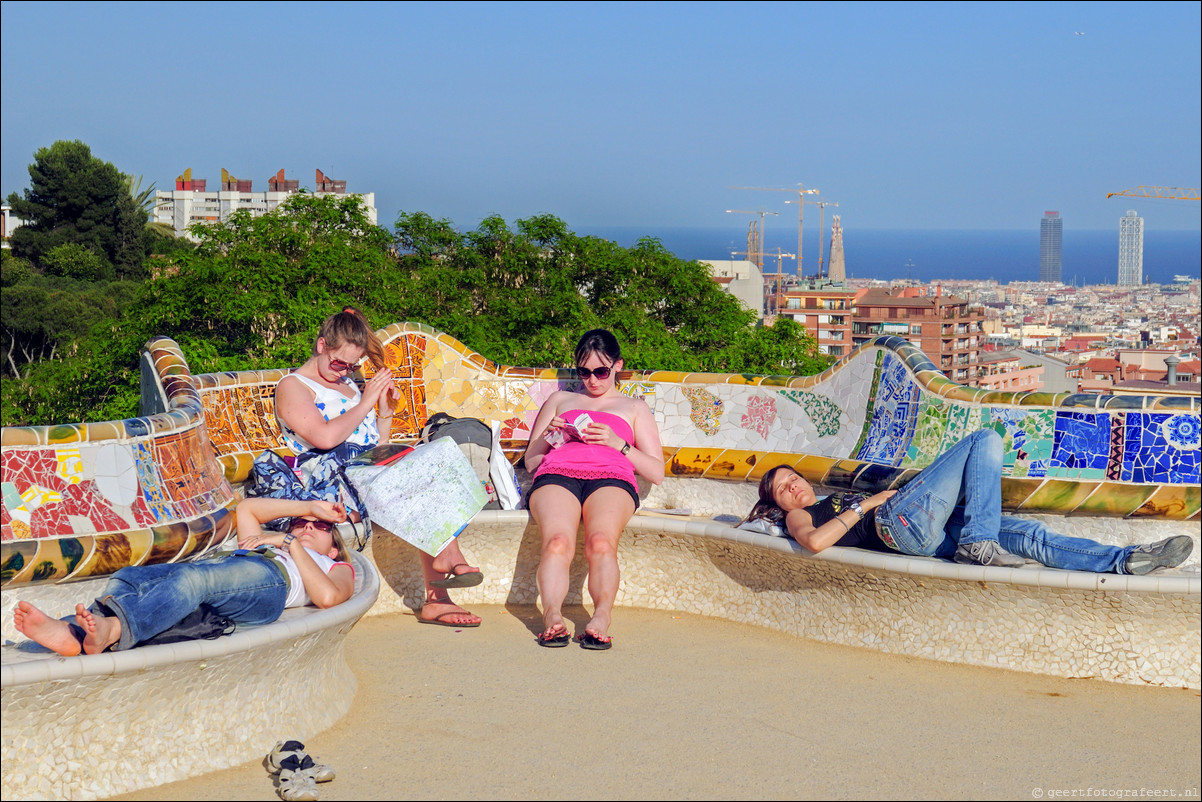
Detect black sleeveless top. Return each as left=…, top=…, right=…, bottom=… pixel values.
left=792, top=493, right=892, bottom=553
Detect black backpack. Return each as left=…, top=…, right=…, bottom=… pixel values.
left=417, top=413, right=499, bottom=508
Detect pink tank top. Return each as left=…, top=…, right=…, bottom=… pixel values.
left=533, top=409, right=637, bottom=487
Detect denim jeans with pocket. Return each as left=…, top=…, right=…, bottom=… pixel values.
left=92, top=553, right=288, bottom=651
left=874, top=429, right=1132, bottom=573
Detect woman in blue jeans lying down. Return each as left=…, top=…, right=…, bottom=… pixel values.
left=744, top=429, right=1193, bottom=574
left=13, top=497, right=355, bottom=657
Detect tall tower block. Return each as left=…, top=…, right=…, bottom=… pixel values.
left=828, top=215, right=846, bottom=282
left=1039, top=211, right=1062, bottom=282
left=1118, top=210, right=1143, bottom=286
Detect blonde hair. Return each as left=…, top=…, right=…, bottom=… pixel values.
left=316, top=306, right=385, bottom=370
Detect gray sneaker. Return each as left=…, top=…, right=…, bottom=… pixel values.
left=953, top=540, right=1028, bottom=568
left=1123, top=536, right=1194, bottom=576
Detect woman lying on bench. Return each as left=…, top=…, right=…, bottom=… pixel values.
left=745, top=429, right=1193, bottom=575
left=13, top=497, right=354, bottom=657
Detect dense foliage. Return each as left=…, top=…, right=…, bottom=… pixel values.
left=6, top=140, right=148, bottom=279
left=2, top=143, right=829, bottom=427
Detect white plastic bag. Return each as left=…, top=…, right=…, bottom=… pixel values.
left=490, top=421, right=522, bottom=510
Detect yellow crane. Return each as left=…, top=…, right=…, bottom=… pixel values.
left=1106, top=186, right=1200, bottom=201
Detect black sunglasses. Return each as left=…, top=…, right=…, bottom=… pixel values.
left=575, top=366, right=612, bottom=380
left=289, top=517, right=335, bottom=533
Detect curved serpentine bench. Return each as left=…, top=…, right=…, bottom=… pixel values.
left=0, top=551, right=378, bottom=800
left=1, top=324, right=1198, bottom=798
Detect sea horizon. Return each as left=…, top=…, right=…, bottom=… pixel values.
left=574, top=225, right=1202, bottom=286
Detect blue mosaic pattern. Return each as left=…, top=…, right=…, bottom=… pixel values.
left=1049, top=412, right=1110, bottom=480
left=856, top=354, right=920, bottom=467
left=1122, top=413, right=1202, bottom=484
left=983, top=408, right=1054, bottom=478
left=132, top=439, right=171, bottom=520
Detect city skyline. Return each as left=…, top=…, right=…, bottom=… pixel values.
left=2, top=2, right=1199, bottom=235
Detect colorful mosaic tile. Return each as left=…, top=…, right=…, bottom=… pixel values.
left=1122, top=413, right=1202, bottom=484
left=683, top=387, right=724, bottom=436
left=740, top=395, right=778, bottom=440
left=778, top=391, right=842, bottom=438
left=983, top=408, right=1054, bottom=478
left=906, top=398, right=975, bottom=468
left=856, top=354, right=920, bottom=467
left=620, top=381, right=656, bottom=401
left=1048, top=413, right=1110, bottom=480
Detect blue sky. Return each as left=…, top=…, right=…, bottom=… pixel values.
left=2, top=1, right=1199, bottom=235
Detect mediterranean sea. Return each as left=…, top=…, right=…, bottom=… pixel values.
left=576, top=226, right=1201, bottom=286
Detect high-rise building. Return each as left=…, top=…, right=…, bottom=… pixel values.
left=1039, top=211, right=1062, bottom=283
left=1118, top=209, right=1143, bottom=286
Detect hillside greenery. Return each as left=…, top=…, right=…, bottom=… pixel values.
left=2, top=143, right=829, bottom=427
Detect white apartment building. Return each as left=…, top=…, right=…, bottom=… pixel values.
left=700, top=259, right=764, bottom=319
left=1, top=205, right=25, bottom=247
left=154, top=168, right=377, bottom=240
left=1117, top=210, right=1143, bottom=286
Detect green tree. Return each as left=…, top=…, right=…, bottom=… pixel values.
left=131, top=192, right=398, bottom=372
left=41, top=242, right=112, bottom=281
left=2, top=201, right=827, bottom=427
left=6, top=140, right=146, bottom=279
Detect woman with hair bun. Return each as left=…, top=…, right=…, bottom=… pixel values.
left=269, top=306, right=484, bottom=628
left=523, top=329, right=665, bottom=649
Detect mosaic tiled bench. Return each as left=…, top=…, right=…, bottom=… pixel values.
left=1, top=324, right=1199, bottom=796
left=189, top=321, right=1197, bottom=683
left=0, top=342, right=375, bottom=800
left=0, top=549, right=378, bottom=800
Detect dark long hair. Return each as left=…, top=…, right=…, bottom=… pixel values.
left=741, top=464, right=795, bottom=526
left=574, top=329, right=623, bottom=388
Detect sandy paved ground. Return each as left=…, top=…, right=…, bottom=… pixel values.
left=112, top=605, right=1201, bottom=801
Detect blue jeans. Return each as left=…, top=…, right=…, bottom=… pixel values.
left=875, top=430, right=1133, bottom=573
left=92, top=554, right=288, bottom=651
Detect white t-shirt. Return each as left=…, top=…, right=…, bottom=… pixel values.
left=271, top=547, right=354, bottom=608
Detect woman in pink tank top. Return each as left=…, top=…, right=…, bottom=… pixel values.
left=523, top=330, right=665, bottom=650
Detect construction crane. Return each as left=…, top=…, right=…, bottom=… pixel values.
left=730, top=248, right=796, bottom=315
left=731, top=184, right=819, bottom=275
left=1106, top=186, right=1200, bottom=201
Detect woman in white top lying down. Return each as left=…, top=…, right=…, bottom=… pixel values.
left=13, top=497, right=354, bottom=657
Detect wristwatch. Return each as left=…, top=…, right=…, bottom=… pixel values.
left=847, top=498, right=865, bottom=519
left=282, top=532, right=296, bottom=548
left=620, top=440, right=632, bottom=455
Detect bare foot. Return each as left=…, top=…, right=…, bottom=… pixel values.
left=419, top=600, right=481, bottom=626
left=541, top=609, right=568, bottom=640
left=583, top=609, right=612, bottom=642
left=431, top=540, right=479, bottom=578
left=74, top=603, right=121, bottom=655
left=13, top=601, right=82, bottom=656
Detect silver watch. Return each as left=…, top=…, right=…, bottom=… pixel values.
left=847, top=499, right=865, bottom=519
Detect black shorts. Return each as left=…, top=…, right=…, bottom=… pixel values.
left=529, top=473, right=640, bottom=510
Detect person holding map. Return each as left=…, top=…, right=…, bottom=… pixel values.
left=523, top=330, right=665, bottom=650
left=272, top=307, right=484, bottom=628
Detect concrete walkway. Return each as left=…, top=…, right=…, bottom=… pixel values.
left=113, top=605, right=1201, bottom=800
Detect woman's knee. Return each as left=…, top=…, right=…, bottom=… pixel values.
left=583, top=531, right=619, bottom=558
left=541, top=532, right=576, bottom=559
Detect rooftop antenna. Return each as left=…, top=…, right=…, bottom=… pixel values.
left=905, top=259, right=915, bottom=283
